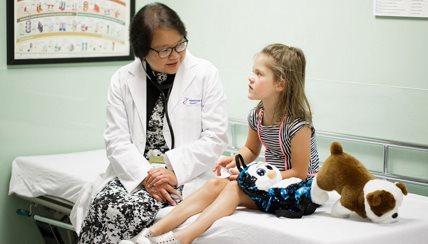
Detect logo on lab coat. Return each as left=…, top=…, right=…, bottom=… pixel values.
left=183, top=97, right=202, bottom=105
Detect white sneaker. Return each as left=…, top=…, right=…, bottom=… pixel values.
left=132, top=228, right=154, bottom=241
left=119, top=228, right=153, bottom=244
left=118, top=237, right=150, bottom=244
left=151, top=231, right=180, bottom=244
left=119, top=241, right=135, bottom=244
left=135, top=237, right=151, bottom=244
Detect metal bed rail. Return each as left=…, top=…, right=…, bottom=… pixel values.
left=228, top=118, right=428, bottom=187
left=18, top=195, right=74, bottom=215
left=16, top=195, right=76, bottom=243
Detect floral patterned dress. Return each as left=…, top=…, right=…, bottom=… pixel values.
left=77, top=67, right=174, bottom=244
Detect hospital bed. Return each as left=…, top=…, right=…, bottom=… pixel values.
left=9, top=120, right=428, bottom=244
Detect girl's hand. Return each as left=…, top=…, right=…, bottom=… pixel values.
left=227, top=168, right=240, bottom=181
left=212, top=156, right=237, bottom=176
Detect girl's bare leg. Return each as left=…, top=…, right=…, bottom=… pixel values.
left=176, top=181, right=257, bottom=244
left=150, top=178, right=229, bottom=236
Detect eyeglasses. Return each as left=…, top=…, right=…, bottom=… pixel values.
left=150, top=38, right=188, bottom=58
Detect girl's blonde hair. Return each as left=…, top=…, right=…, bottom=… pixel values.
left=257, top=43, right=312, bottom=124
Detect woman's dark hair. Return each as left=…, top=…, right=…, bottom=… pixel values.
left=130, top=2, right=187, bottom=59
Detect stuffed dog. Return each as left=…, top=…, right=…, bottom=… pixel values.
left=311, top=142, right=407, bottom=223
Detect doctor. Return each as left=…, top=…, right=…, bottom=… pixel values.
left=72, top=3, right=228, bottom=243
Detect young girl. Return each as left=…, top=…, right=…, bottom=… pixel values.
left=123, top=43, right=320, bottom=244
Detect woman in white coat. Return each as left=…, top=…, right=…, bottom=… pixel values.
left=72, top=3, right=228, bottom=243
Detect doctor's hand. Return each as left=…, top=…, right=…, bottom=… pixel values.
left=143, top=180, right=181, bottom=205
left=145, top=168, right=178, bottom=187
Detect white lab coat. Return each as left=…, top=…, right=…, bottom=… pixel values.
left=71, top=52, right=228, bottom=233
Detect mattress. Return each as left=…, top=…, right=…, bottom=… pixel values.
left=9, top=149, right=109, bottom=203
left=157, top=191, right=428, bottom=244
left=8, top=149, right=428, bottom=244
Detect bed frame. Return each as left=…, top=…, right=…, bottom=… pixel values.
left=12, top=119, right=428, bottom=244
left=16, top=195, right=76, bottom=243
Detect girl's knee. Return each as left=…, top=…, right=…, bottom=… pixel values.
left=225, top=181, right=249, bottom=199
left=224, top=181, right=240, bottom=192
left=205, top=178, right=228, bottom=193
left=227, top=180, right=239, bottom=187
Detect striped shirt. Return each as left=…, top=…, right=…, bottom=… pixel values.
left=248, top=107, right=320, bottom=177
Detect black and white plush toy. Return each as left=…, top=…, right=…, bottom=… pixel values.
left=235, top=154, right=318, bottom=218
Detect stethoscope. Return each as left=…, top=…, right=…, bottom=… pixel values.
left=142, top=61, right=175, bottom=149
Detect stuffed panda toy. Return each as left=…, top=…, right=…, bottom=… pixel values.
left=235, top=154, right=319, bottom=218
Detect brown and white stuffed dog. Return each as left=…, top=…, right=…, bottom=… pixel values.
left=311, top=142, right=407, bottom=224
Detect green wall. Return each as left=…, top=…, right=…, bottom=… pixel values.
left=165, top=0, right=428, bottom=196
left=1, top=0, right=427, bottom=243
left=0, top=2, right=130, bottom=243
left=164, top=0, right=428, bottom=145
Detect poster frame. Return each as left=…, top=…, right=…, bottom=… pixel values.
left=7, top=0, right=135, bottom=65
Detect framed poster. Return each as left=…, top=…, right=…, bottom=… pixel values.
left=374, top=0, right=428, bottom=18
left=7, top=0, right=135, bottom=65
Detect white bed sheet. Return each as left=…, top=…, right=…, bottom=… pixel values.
left=8, top=149, right=109, bottom=203
left=8, top=150, right=428, bottom=244
left=157, top=191, right=428, bottom=244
